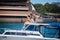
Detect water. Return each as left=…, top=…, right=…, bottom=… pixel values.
left=0, top=22, right=60, bottom=30
left=44, top=22, right=60, bottom=28
left=0, top=22, right=24, bottom=30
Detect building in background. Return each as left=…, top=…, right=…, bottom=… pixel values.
left=0, top=0, right=34, bottom=22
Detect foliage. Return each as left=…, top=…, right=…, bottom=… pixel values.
left=33, top=3, right=60, bottom=14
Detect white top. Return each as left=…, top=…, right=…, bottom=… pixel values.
left=0, top=30, right=43, bottom=38
left=4, top=30, right=40, bottom=34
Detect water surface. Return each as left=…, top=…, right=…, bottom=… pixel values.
left=0, top=22, right=24, bottom=30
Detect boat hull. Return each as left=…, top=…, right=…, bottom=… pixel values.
left=0, top=36, right=43, bottom=40
left=0, top=36, right=59, bottom=40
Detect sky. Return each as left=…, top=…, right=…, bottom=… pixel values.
left=31, top=0, right=60, bottom=4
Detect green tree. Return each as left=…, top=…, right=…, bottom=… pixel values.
left=33, top=4, right=46, bottom=14
left=33, top=3, right=60, bottom=13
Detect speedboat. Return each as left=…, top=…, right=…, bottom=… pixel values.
left=0, top=29, right=44, bottom=40
left=0, top=23, right=59, bottom=40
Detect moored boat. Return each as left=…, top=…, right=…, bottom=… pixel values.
left=0, top=29, right=44, bottom=40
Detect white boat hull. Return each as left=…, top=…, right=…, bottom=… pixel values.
left=0, top=36, right=59, bottom=40
left=0, top=36, right=43, bottom=40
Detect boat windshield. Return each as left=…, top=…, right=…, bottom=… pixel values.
left=25, top=25, right=49, bottom=31
left=25, top=25, right=40, bottom=31
left=4, top=32, right=40, bottom=36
